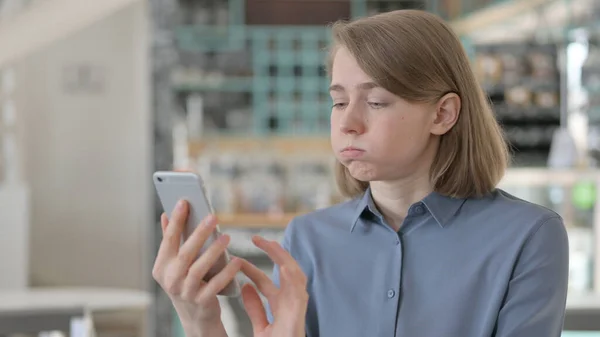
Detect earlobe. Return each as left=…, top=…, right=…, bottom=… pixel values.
left=431, top=93, right=461, bottom=136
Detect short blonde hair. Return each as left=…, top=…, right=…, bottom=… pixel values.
left=328, top=10, right=510, bottom=199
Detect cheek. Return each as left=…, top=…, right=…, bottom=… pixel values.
left=330, top=112, right=343, bottom=141
left=329, top=114, right=340, bottom=137
left=375, top=115, right=429, bottom=154
left=329, top=112, right=337, bottom=129
left=378, top=115, right=413, bottom=139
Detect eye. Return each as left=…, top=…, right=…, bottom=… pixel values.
left=368, top=102, right=388, bottom=109
left=332, top=102, right=347, bottom=109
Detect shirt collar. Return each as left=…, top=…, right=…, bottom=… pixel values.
left=349, top=187, right=378, bottom=232
left=349, top=187, right=467, bottom=232
left=422, top=191, right=467, bottom=227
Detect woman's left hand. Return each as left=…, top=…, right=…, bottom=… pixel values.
left=239, top=236, right=308, bottom=337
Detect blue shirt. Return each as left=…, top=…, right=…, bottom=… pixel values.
left=269, top=188, right=569, bottom=337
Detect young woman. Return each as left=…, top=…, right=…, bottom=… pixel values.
left=152, top=9, right=569, bottom=337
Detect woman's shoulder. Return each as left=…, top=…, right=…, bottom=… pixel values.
left=466, top=188, right=565, bottom=234
left=487, top=188, right=561, bottom=217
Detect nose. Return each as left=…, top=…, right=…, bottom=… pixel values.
left=338, top=103, right=366, bottom=135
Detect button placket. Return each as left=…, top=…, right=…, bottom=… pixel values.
left=389, top=234, right=402, bottom=302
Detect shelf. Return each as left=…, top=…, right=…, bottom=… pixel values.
left=188, top=136, right=600, bottom=230
left=189, top=137, right=600, bottom=181
left=450, top=0, right=548, bottom=36
left=204, top=169, right=600, bottom=229
left=172, top=78, right=253, bottom=92
left=483, top=82, right=560, bottom=94
left=212, top=169, right=600, bottom=228
left=188, top=136, right=331, bottom=158
left=501, top=168, right=600, bottom=186
left=458, top=0, right=590, bottom=43
left=216, top=212, right=299, bottom=228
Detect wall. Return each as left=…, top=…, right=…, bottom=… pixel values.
left=12, top=0, right=151, bottom=290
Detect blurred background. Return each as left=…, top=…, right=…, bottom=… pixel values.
left=1, top=0, right=600, bottom=336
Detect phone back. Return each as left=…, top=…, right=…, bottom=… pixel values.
left=153, top=171, right=240, bottom=297
left=153, top=171, right=214, bottom=241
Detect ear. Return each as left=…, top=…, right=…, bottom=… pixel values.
left=430, top=93, right=461, bottom=136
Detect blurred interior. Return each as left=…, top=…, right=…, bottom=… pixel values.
left=2, top=0, right=600, bottom=336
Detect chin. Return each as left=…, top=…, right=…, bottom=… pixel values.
left=345, top=161, right=380, bottom=182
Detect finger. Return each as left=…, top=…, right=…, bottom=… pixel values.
left=179, top=278, right=205, bottom=302
left=177, top=215, right=218, bottom=268
left=239, top=259, right=278, bottom=300
left=252, top=236, right=302, bottom=275
left=163, top=200, right=189, bottom=255
left=281, top=259, right=307, bottom=288
left=251, top=236, right=288, bottom=265
left=156, top=207, right=185, bottom=263
left=252, top=236, right=303, bottom=283
left=280, top=266, right=301, bottom=293
left=186, top=234, right=231, bottom=284
left=160, top=213, right=168, bottom=234
left=155, top=213, right=170, bottom=267
left=279, top=266, right=290, bottom=292
left=196, top=257, right=243, bottom=303
left=279, top=266, right=296, bottom=297
left=241, top=283, right=269, bottom=333
left=280, top=266, right=309, bottom=307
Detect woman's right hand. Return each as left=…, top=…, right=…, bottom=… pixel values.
left=152, top=200, right=243, bottom=335
left=239, top=237, right=308, bottom=337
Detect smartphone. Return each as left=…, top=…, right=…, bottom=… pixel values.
left=153, top=171, right=241, bottom=297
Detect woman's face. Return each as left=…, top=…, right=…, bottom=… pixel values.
left=330, top=47, right=451, bottom=182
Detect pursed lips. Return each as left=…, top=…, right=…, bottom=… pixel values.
left=340, top=146, right=365, bottom=159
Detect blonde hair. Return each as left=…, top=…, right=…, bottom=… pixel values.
left=328, top=10, right=509, bottom=199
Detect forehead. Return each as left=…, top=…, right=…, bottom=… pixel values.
left=331, top=47, right=374, bottom=85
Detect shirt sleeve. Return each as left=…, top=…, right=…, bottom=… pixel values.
left=494, top=215, right=569, bottom=337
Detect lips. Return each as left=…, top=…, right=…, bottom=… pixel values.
left=341, top=146, right=364, bottom=152
left=340, top=146, right=365, bottom=159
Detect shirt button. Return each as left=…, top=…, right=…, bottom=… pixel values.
left=414, top=205, right=424, bottom=214
left=387, top=289, right=396, bottom=298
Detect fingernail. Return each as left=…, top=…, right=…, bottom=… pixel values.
left=218, top=234, right=229, bottom=243
left=176, top=200, right=185, bottom=210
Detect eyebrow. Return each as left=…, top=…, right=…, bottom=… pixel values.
left=329, top=82, right=381, bottom=92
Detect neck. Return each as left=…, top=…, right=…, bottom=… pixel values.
left=369, top=172, right=433, bottom=231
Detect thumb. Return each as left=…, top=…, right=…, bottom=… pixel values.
left=241, top=283, right=269, bottom=333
